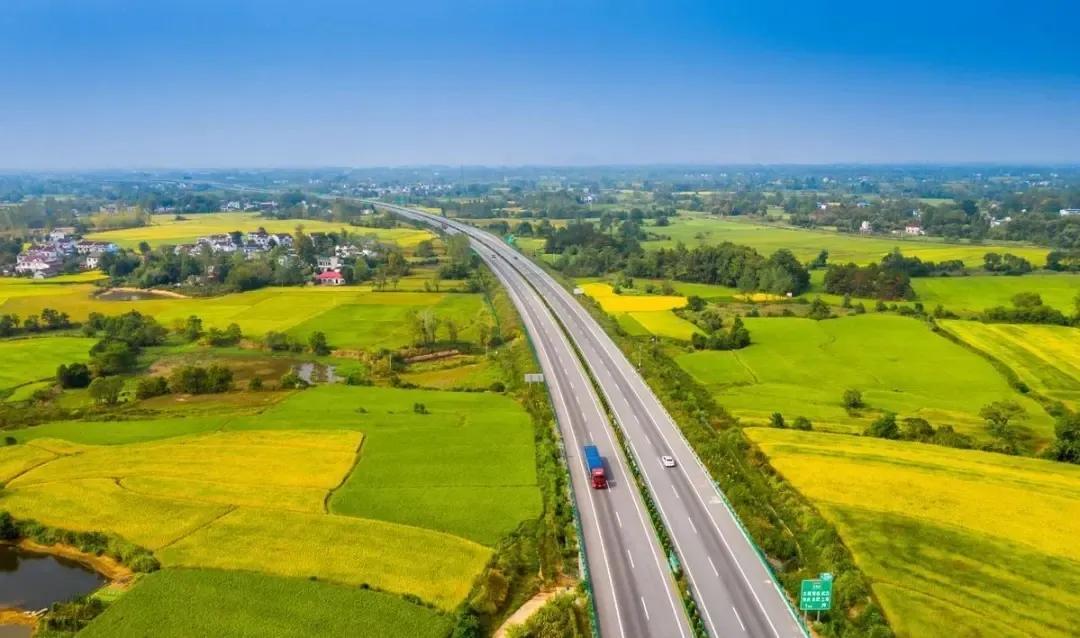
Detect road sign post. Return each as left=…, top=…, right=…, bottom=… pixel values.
left=799, top=572, right=833, bottom=619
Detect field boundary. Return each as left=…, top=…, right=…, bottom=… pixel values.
left=324, top=436, right=366, bottom=513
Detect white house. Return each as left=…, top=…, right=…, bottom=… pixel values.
left=859, top=220, right=873, bottom=233
left=316, top=255, right=342, bottom=272
left=1061, top=208, right=1080, bottom=217
left=904, top=224, right=925, bottom=236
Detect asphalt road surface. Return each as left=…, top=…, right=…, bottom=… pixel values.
left=376, top=202, right=806, bottom=638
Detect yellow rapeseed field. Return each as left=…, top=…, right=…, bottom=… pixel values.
left=580, top=282, right=687, bottom=312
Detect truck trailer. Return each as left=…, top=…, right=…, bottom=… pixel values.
left=583, top=444, right=608, bottom=489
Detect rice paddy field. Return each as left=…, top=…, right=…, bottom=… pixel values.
left=675, top=314, right=1053, bottom=442
left=644, top=213, right=1050, bottom=266
left=0, top=384, right=540, bottom=623
left=80, top=569, right=453, bottom=638
left=911, top=273, right=1080, bottom=313
left=579, top=281, right=701, bottom=340
left=941, top=321, right=1080, bottom=409
left=747, top=428, right=1080, bottom=638
left=84, top=212, right=434, bottom=250
left=0, top=282, right=490, bottom=350
left=0, top=336, right=96, bottom=392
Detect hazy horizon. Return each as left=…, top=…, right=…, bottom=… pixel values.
left=2, top=0, right=1078, bottom=169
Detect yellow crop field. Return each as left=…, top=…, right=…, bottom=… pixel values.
left=942, top=321, right=1080, bottom=409
left=626, top=310, right=702, bottom=340
left=747, top=428, right=1080, bottom=637
left=580, top=282, right=687, bottom=312
left=157, top=508, right=490, bottom=610
left=85, top=212, right=434, bottom=249
left=0, top=429, right=489, bottom=610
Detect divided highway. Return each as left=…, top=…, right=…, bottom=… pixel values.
left=376, top=202, right=806, bottom=638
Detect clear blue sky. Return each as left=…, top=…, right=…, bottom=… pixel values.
left=2, top=0, right=1078, bottom=168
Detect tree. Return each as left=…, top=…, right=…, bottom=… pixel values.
left=206, top=365, right=234, bottom=393
left=979, top=401, right=1026, bottom=441
left=0, top=314, right=19, bottom=337
left=842, top=388, right=864, bottom=410
left=686, top=295, right=706, bottom=312
left=808, top=297, right=832, bottom=320
left=1049, top=413, right=1080, bottom=464
left=769, top=412, right=786, bottom=428
left=181, top=315, right=203, bottom=342
left=88, top=376, right=124, bottom=405
left=89, top=339, right=138, bottom=375
left=902, top=417, right=935, bottom=441
left=445, top=318, right=460, bottom=342
left=309, top=331, right=331, bottom=356
left=865, top=412, right=900, bottom=439
left=414, top=239, right=435, bottom=258
left=56, top=363, right=92, bottom=389
left=792, top=416, right=813, bottom=431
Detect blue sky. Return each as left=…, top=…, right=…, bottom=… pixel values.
left=1, top=0, right=1078, bottom=168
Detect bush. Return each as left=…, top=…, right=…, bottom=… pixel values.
left=134, top=376, right=169, bottom=400
left=248, top=376, right=264, bottom=391
left=279, top=371, right=309, bottom=389
left=413, top=402, right=428, bottom=414
left=792, top=416, right=813, bottom=431
left=842, top=388, right=864, bottom=410
left=769, top=412, right=786, bottom=428
left=56, top=363, right=92, bottom=389
left=88, top=376, right=125, bottom=405
left=865, top=412, right=901, bottom=439
left=489, top=381, right=506, bottom=393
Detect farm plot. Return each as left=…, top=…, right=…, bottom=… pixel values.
left=580, top=282, right=699, bottom=340
left=0, top=336, right=97, bottom=392
left=675, top=314, right=1053, bottom=442
left=912, top=274, right=1080, bottom=314
left=644, top=213, right=1049, bottom=266
left=0, top=284, right=491, bottom=350
left=747, top=428, right=1080, bottom=638
left=85, top=213, right=434, bottom=250
left=942, top=321, right=1080, bottom=409
left=0, top=428, right=487, bottom=609
left=81, top=569, right=452, bottom=638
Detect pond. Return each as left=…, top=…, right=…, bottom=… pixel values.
left=95, top=289, right=173, bottom=301
left=0, top=544, right=105, bottom=611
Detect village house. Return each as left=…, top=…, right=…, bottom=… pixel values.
left=859, top=220, right=873, bottom=233
left=904, top=223, right=925, bottom=236
left=1061, top=208, right=1080, bottom=217
left=315, top=270, right=345, bottom=286
left=316, top=255, right=342, bottom=272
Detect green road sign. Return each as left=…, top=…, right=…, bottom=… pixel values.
left=799, top=576, right=833, bottom=611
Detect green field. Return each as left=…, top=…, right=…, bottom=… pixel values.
left=912, top=274, right=1080, bottom=313
left=747, top=428, right=1080, bottom=638
left=942, top=321, right=1080, bottom=409
left=644, top=213, right=1050, bottom=266
left=85, top=212, right=434, bottom=250
left=0, top=336, right=96, bottom=391
left=1, top=384, right=540, bottom=611
left=675, top=314, right=1053, bottom=442
left=81, top=569, right=452, bottom=638
left=0, top=284, right=490, bottom=350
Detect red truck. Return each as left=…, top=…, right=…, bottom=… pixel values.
left=584, top=445, right=607, bottom=489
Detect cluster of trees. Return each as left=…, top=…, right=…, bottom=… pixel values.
left=1046, top=249, right=1080, bottom=272
left=627, top=244, right=811, bottom=295
left=0, top=308, right=73, bottom=336
left=263, top=330, right=330, bottom=355
left=679, top=298, right=752, bottom=350
left=861, top=412, right=975, bottom=449
left=983, top=252, right=1033, bottom=275
left=823, top=263, right=914, bottom=300
left=880, top=249, right=964, bottom=277
left=982, top=292, right=1077, bottom=326
left=83, top=311, right=168, bottom=376
left=769, top=413, right=813, bottom=430
left=161, top=364, right=234, bottom=395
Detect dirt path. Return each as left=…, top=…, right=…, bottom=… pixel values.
left=493, top=586, right=573, bottom=638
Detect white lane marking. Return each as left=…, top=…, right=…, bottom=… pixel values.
left=640, top=597, right=650, bottom=621
left=688, top=518, right=698, bottom=535
left=708, top=556, right=719, bottom=576
left=397, top=206, right=687, bottom=638
left=615, top=511, right=623, bottom=528
left=672, top=485, right=681, bottom=499
left=733, top=606, right=746, bottom=632
left=626, top=549, right=635, bottom=569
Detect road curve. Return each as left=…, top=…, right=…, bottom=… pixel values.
left=376, top=202, right=806, bottom=638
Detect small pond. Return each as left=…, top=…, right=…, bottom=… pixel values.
left=0, top=544, right=105, bottom=611
left=95, top=289, right=173, bottom=301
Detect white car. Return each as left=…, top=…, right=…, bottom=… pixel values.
left=661, top=455, right=676, bottom=468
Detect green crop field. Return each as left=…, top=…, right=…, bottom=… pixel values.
left=912, top=274, right=1080, bottom=313
left=942, top=321, right=1080, bottom=409
left=81, top=569, right=452, bottom=638
left=85, top=212, right=434, bottom=250
left=675, top=314, right=1053, bottom=442
left=641, top=213, right=1049, bottom=266
left=0, top=284, right=491, bottom=350
left=0, top=384, right=540, bottom=609
left=0, top=336, right=97, bottom=391
left=747, top=428, right=1080, bottom=638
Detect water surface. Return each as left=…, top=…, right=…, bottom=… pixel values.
left=0, top=544, right=105, bottom=611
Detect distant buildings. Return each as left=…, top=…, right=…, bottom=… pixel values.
left=1061, top=208, right=1080, bottom=217
left=859, top=220, right=873, bottom=234
left=904, top=224, right=925, bottom=236
left=10, top=231, right=117, bottom=278
left=315, top=270, right=345, bottom=286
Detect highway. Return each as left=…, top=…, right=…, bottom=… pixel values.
left=466, top=234, right=691, bottom=636
left=375, top=202, right=806, bottom=638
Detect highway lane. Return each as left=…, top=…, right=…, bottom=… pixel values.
left=376, top=202, right=807, bottom=638
left=466, top=238, right=691, bottom=637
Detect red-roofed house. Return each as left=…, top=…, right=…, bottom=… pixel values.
left=315, top=270, right=345, bottom=286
